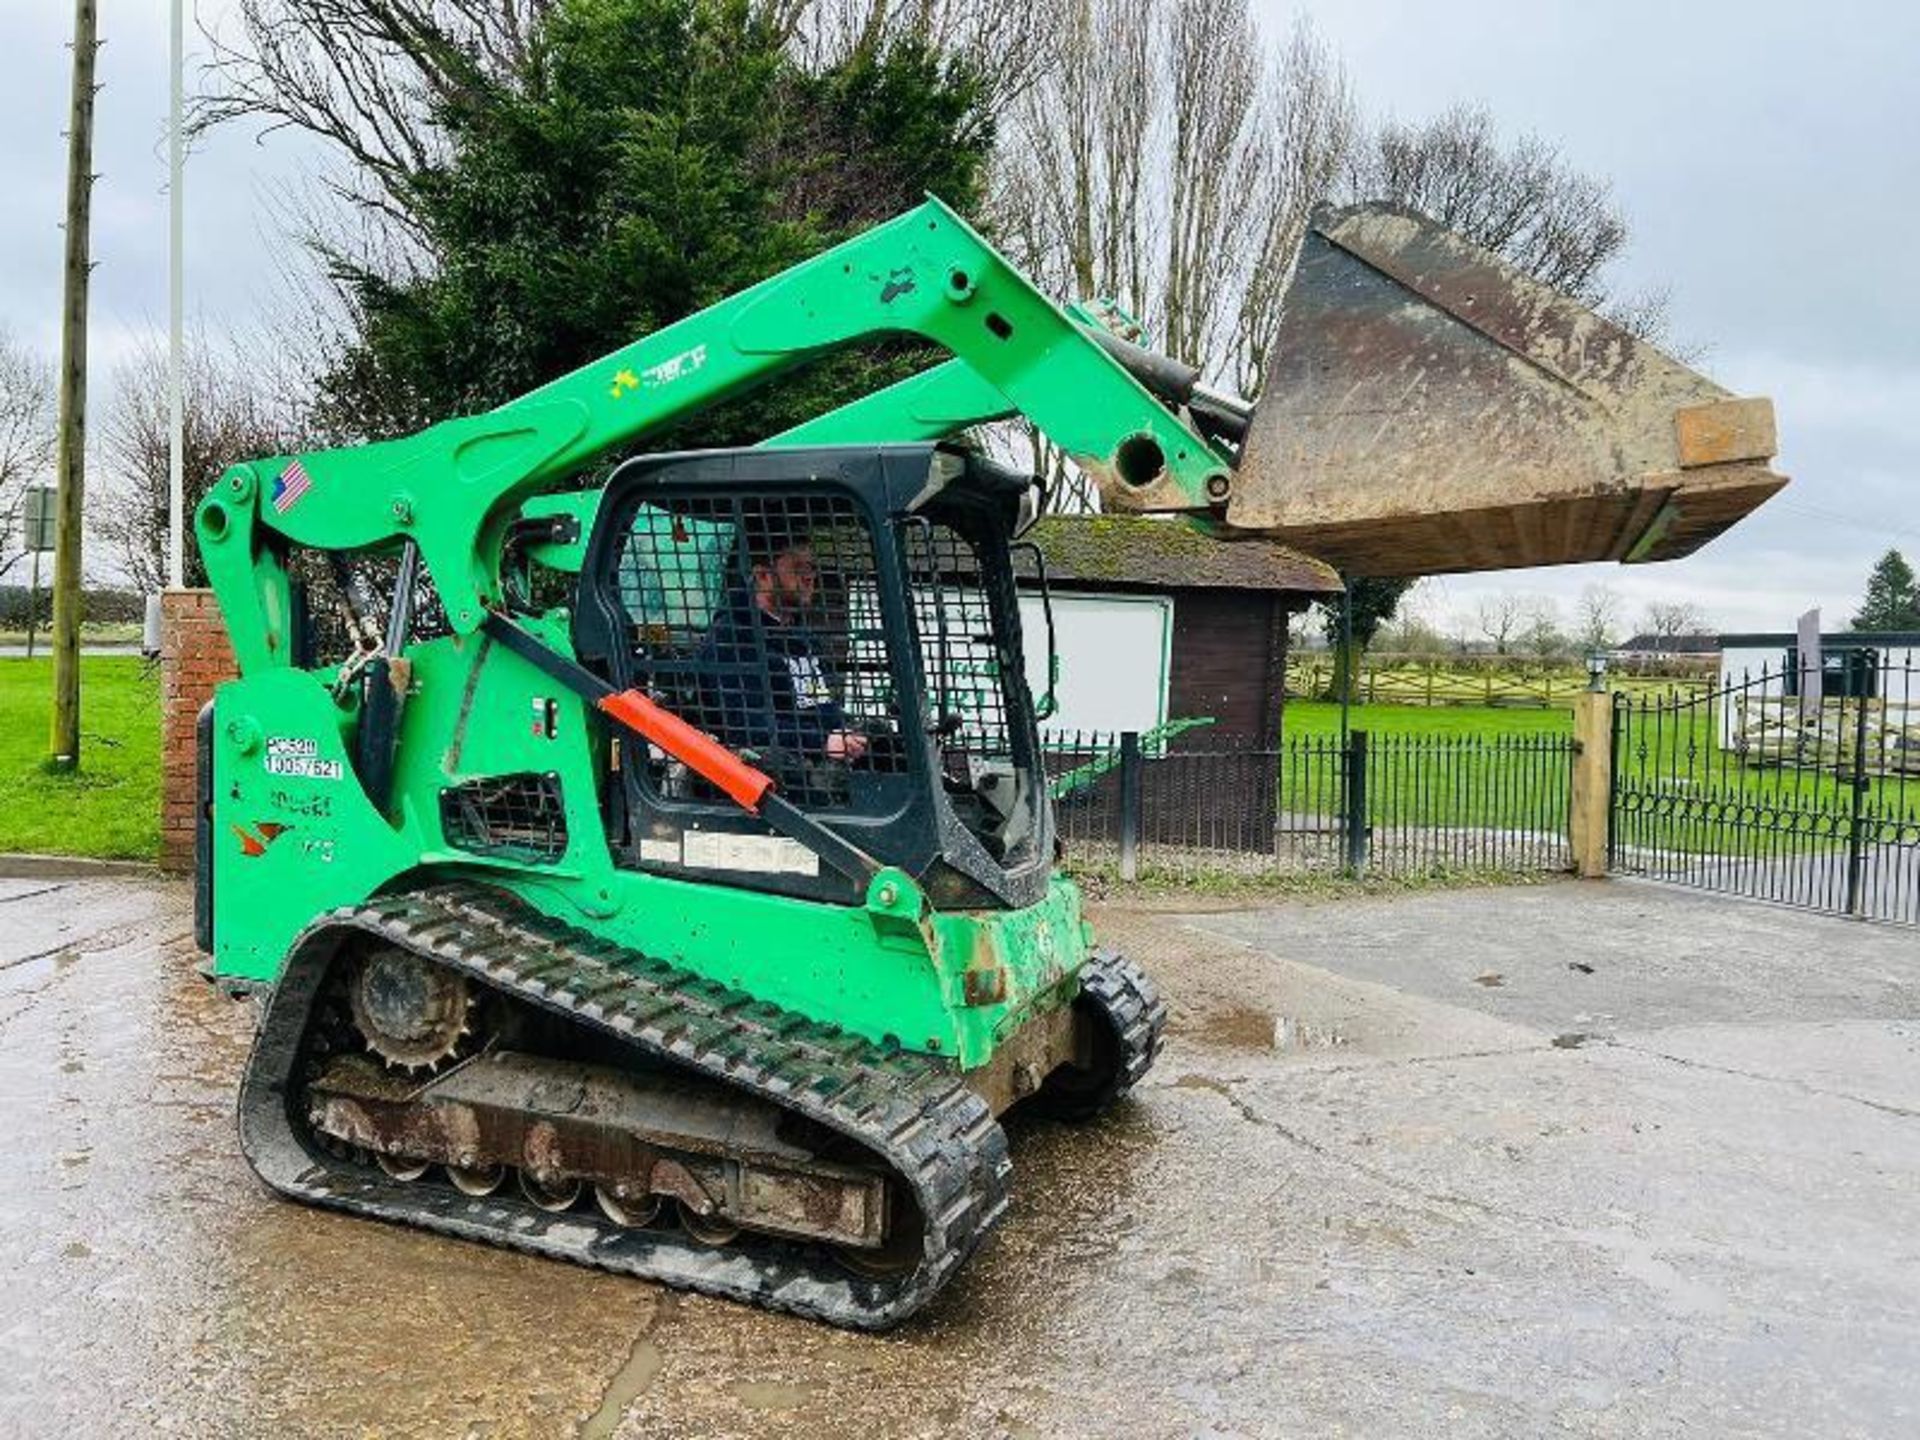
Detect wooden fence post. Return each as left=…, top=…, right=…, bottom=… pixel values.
left=1570, top=690, right=1613, bottom=877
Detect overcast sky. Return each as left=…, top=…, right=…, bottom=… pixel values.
left=2, top=1, right=1915, bottom=637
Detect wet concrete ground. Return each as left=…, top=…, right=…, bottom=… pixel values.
left=1, top=875, right=1916, bottom=1438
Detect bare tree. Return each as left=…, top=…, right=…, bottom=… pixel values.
left=0, top=330, right=57, bottom=580
left=1642, top=600, right=1712, bottom=641
left=1475, top=592, right=1525, bottom=654
left=1231, top=20, right=1354, bottom=396
left=1575, top=582, right=1624, bottom=651
left=996, top=6, right=1351, bottom=369
left=786, top=0, right=1058, bottom=122
left=1375, top=611, right=1450, bottom=658
left=198, top=2, right=554, bottom=249
left=1518, top=597, right=1569, bottom=662
left=991, top=6, right=1355, bottom=507
left=1160, top=0, right=1269, bottom=368
left=988, top=0, right=1157, bottom=308
left=97, top=332, right=299, bottom=592
left=1342, top=102, right=1665, bottom=336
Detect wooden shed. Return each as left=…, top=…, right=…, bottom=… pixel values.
left=1018, top=515, right=1342, bottom=741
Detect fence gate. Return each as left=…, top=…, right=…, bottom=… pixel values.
left=1610, top=652, right=1920, bottom=924
left=1042, top=725, right=1576, bottom=881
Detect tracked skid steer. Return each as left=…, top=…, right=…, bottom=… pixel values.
left=196, top=197, right=1782, bottom=1328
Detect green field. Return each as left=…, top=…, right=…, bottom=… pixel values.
left=0, top=658, right=160, bottom=860
left=1286, top=656, right=1711, bottom=711
left=0, top=622, right=143, bottom=647
left=1283, top=700, right=1573, bottom=738
left=1272, top=701, right=1574, bottom=839
left=1274, top=698, right=1913, bottom=858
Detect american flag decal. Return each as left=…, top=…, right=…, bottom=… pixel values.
left=272, top=459, right=313, bottom=514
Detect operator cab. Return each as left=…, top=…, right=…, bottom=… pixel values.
left=571, top=444, right=1055, bottom=910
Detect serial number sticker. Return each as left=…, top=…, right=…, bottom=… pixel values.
left=682, top=831, right=819, bottom=877
left=263, top=736, right=344, bottom=781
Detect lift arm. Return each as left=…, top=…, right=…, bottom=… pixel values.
left=196, top=195, right=1231, bottom=675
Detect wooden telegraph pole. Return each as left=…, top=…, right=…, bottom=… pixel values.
left=49, top=0, right=98, bottom=771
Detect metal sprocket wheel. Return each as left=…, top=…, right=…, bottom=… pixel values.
left=347, top=946, right=476, bottom=1073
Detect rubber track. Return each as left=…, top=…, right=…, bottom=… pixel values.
left=1080, top=948, right=1168, bottom=1089
left=238, top=883, right=1017, bottom=1330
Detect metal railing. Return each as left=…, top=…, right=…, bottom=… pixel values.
left=1611, top=651, right=1919, bottom=924
left=1040, top=726, right=1576, bottom=881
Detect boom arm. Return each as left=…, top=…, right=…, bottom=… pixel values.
left=197, top=195, right=1231, bottom=674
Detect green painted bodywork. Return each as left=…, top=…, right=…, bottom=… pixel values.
left=198, top=196, right=1217, bottom=1070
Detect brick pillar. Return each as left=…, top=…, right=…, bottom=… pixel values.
left=160, top=589, right=237, bottom=874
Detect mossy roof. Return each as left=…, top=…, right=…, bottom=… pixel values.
left=1019, top=515, right=1342, bottom=595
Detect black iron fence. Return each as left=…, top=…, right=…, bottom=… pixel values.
left=1611, top=651, right=1919, bottom=924
left=1041, top=727, right=1576, bottom=880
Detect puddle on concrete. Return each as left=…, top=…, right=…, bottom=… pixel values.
left=731, top=1380, right=816, bottom=1411
left=577, top=1337, right=664, bottom=1440
left=1192, top=1005, right=1347, bottom=1054
left=1195, top=1005, right=1280, bottom=1050
left=1172, top=1073, right=1235, bottom=1098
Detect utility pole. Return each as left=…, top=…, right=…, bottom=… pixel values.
left=168, top=0, right=184, bottom=589
left=49, top=0, right=98, bottom=772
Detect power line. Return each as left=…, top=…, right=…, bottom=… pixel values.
left=1774, top=500, right=1920, bottom=550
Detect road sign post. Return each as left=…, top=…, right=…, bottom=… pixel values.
left=23, top=486, right=55, bottom=660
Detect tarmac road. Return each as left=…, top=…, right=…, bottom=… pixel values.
left=1, top=875, right=1915, bottom=1438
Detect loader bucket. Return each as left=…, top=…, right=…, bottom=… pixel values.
left=1226, top=203, right=1786, bottom=576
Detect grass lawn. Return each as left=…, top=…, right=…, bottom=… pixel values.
left=0, top=657, right=160, bottom=860
left=1276, top=697, right=1912, bottom=858
left=1283, top=700, right=1573, bottom=738
left=1270, top=702, right=1573, bottom=837
left=0, top=621, right=143, bottom=647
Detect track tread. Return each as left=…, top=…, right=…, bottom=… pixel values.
left=237, top=882, right=1014, bottom=1331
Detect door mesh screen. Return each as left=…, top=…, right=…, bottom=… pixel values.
left=902, top=519, right=1019, bottom=769
left=611, top=492, right=908, bottom=811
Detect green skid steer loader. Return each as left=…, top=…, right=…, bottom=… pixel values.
left=195, top=197, right=1783, bottom=1328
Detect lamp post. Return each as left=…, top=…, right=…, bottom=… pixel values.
left=1586, top=651, right=1609, bottom=693
left=168, top=0, right=184, bottom=589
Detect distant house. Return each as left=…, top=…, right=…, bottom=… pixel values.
left=1612, top=632, right=1721, bottom=660
left=1711, top=630, right=1920, bottom=751
left=1018, top=515, right=1340, bottom=740
left=1719, top=630, right=1920, bottom=688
